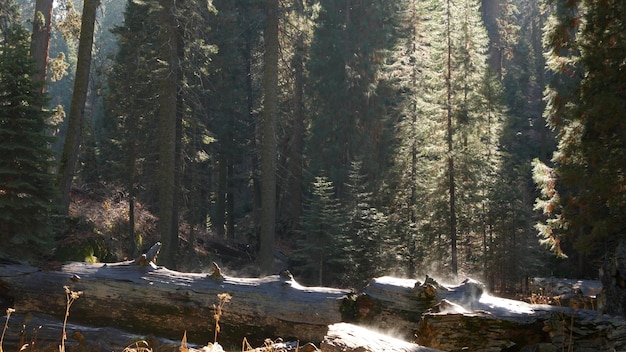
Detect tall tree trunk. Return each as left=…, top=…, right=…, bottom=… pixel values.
left=156, top=0, right=179, bottom=268
left=446, top=0, right=458, bottom=276
left=280, top=31, right=305, bottom=221
left=259, top=0, right=279, bottom=275
left=30, top=0, right=53, bottom=93
left=226, top=159, right=235, bottom=237
left=215, top=151, right=227, bottom=238
left=56, top=0, right=99, bottom=214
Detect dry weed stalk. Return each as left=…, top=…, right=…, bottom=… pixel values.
left=122, top=340, right=152, bottom=352
left=60, top=286, right=82, bottom=352
left=213, top=293, right=231, bottom=344
left=1, top=308, right=15, bottom=352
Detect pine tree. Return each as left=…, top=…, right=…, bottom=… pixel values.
left=0, top=19, right=57, bottom=252
left=295, top=176, right=348, bottom=286
left=259, top=0, right=279, bottom=275
left=101, top=0, right=162, bottom=255
left=535, top=0, right=626, bottom=277
left=307, top=0, right=399, bottom=194
left=343, top=160, right=388, bottom=287
left=387, top=0, right=506, bottom=278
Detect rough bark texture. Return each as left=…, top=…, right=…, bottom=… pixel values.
left=600, top=240, right=626, bottom=316
left=0, top=313, right=181, bottom=352
left=156, top=0, right=180, bottom=267
left=351, top=276, right=483, bottom=340
left=259, top=0, right=279, bottom=275
left=56, top=0, right=99, bottom=214
left=416, top=308, right=626, bottom=352
left=0, top=260, right=350, bottom=347
left=29, top=0, right=53, bottom=92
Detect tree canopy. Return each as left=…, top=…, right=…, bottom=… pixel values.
left=3, top=0, right=623, bottom=288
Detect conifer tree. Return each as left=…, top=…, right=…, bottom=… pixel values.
left=535, top=0, right=626, bottom=276
left=307, top=0, right=398, bottom=194
left=295, top=176, right=347, bottom=286
left=343, top=160, right=388, bottom=287
left=388, top=0, right=505, bottom=277
left=101, top=0, right=161, bottom=255
left=0, top=19, right=57, bottom=252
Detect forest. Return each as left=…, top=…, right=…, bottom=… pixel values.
left=0, top=0, right=624, bottom=295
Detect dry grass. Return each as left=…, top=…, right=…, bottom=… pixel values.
left=60, top=287, right=82, bottom=352
left=1, top=308, right=16, bottom=352
left=212, top=293, right=231, bottom=345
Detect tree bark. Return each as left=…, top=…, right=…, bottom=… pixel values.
left=56, top=0, right=99, bottom=214
left=445, top=0, right=458, bottom=276
left=156, top=0, right=180, bottom=267
left=0, top=261, right=350, bottom=347
left=29, top=0, right=53, bottom=93
left=259, top=0, right=279, bottom=275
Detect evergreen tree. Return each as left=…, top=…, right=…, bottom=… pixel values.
left=101, top=0, right=161, bottom=255
left=203, top=0, right=258, bottom=239
left=343, top=160, right=388, bottom=287
left=29, top=0, right=53, bottom=93
left=295, top=176, right=348, bottom=286
left=535, top=0, right=626, bottom=277
left=387, top=0, right=506, bottom=278
left=307, top=0, right=398, bottom=195
left=0, top=19, right=57, bottom=252
left=155, top=0, right=180, bottom=267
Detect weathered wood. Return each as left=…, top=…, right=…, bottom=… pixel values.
left=416, top=304, right=626, bottom=352
left=4, top=257, right=624, bottom=352
left=320, top=323, right=440, bottom=352
left=0, top=259, right=350, bottom=347
left=352, top=276, right=484, bottom=340
left=0, top=312, right=185, bottom=352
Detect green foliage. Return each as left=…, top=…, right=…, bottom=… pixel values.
left=0, top=21, right=57, bottom=252
left=343, top=160, right=389, bottom=287
left=307, top=0, right=399, bottom=192
left=536, top=0, right=626, bottom=263
left=294, top=176, right=348, bottom=286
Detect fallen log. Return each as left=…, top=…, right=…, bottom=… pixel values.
left=0, top=245, right=351, bottom=347
left=320, top=323, right=441, bottom=352
left=415, top=299, right=626, bottom=352
left=0, top=312, right=186, bottom=352
left=351, top=275, right=484, bottom=340
left=352, top=275, right=626, bottom=351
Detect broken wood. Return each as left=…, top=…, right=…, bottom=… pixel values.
left=351, top=276, right=484, bottom=340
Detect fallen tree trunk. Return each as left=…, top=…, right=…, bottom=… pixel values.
left=320, top=323, right=440, bottom=352
left=0, top=312, right=185, bottom=352
left=350, top=275, right=484, bottom=340
left=0, top=247, right=350, bottom=347
left=3, top=246, right=623, bottom=352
